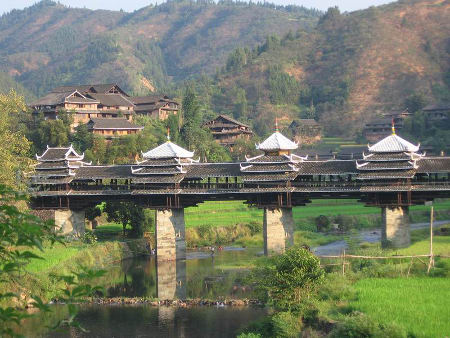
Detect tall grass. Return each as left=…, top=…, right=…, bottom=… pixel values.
left=351, top=277, right=450, bottom=337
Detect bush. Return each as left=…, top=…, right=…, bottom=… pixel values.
left=246, top=221, right=262, bottom=236
left=271, top=311, right=302, bottom=338
left=330, top=313, right=407, bottom=338
left=237, top=333, right=262, bottom=338
left=315, top=215, right=331, bottom=232
left=250, top=247, right=325, bottom=311
left=81, top=230, right=98, bottom=244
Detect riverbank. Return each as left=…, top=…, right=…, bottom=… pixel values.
left=1, top=239, right=150, bottom=307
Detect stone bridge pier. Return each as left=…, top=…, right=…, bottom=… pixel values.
left=155, top=209, right=186, bottom=261
left=263, top=207, right=294, bottom=255
left=381, top=206, right=410, bottom=248
left=51, top=209, right=86, bottom=236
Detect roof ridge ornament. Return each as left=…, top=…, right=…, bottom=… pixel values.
left=167, top=127, right=170, bottom=141
left=275, top=117, right=279, bottom=132
left=392, top=118, right=396, bottom=135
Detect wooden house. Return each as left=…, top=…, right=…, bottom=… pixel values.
left=86, top=118, right=143, bottom=139
left=287, top=119, right=322, bottom=145
left=131, top=95, right=179, bottom=120
left=203, top=115, right=253, bottom=146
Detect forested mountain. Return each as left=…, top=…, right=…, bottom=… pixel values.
left=0, top=0, right=320, bottom=96
left=193, top=0, right=449, bottom=137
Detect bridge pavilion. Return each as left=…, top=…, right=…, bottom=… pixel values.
left=30, top=128, right=450, bottom=260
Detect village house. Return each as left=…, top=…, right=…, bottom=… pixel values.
left=131, top=95, right=180, bottom=120
left=287, top=119, right=322, bottom=145
left=203, top=114, right=253, bottom=146
left=422, top=103, right=450, bottom=122
left=30, top=83, right=179, bottom=132
left=363, top=109, right=410, bottom=142
left=86, top=118, right=143, bottom=139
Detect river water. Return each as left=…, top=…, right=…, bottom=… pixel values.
left=18, top=247, right=267, bottom=337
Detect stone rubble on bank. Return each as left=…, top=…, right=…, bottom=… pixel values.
left=51, top=297, right=262, bottom=307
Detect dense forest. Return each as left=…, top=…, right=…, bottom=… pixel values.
left=0, top=0, right=448, bottom=151
left=0, top=0, right=319, bottom=96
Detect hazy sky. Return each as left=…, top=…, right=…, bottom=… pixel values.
left=2, top=0, right=395, bottom=15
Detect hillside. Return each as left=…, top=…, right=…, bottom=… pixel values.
left=202, top=0, right=450, bottom=136
left=0, top=0, right=320, bottom=96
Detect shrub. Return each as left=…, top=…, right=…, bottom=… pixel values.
left=330, top=313, right=407, bottom=338
left=315, top=215, right=331, bottom=232
left=334, top=215, right=354, bottom=232
left=81, top=230, right=98, bottom=244
left=237, top=333, right=262, bottom=338
left=251, top=247, right=325, bottom=311
left=246, top=221, right=262, bottom=236
left=271, top=311, right=302, bottom=338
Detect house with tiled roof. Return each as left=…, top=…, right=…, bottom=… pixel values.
left=86, top=118, right=143, bottom=139
left=30, top=84, right=179, bottom=132
left=203, top=115, right=253, bottom=146
left=130, top=95, right=179, bottom=120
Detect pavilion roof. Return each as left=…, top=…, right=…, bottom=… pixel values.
left=36, top=145, right=84, bottom=162
left=142, top=141, right=194, bottom=159
left=256, top=132, right=298, bottom=151
left=368, top=134, right=419, bottom=153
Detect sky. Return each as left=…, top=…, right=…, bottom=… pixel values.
left=1, top=0, right=395, bottom=15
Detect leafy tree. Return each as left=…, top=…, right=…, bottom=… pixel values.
left=0, top=90, right=34, bottom=189
left=250, top=247, right=324, bottom=311
left=104, top=202, right=145, bottom=238
left=0, top=185, right=105, bottom=335
left=404, top=92, right=428, bottom=113
left=72, top=124, right=94, bottom=153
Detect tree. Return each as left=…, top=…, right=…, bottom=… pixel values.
left=0, top=90, right=34, bottom=189
left=0, top=185, right=104, bottom=335
left=104, top=202, right=145, bottom=238
left=404, top=92, right=427, bottom=113
left=250, top=247, right=324, bottom=311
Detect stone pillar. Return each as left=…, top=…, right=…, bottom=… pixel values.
left=155, top=209, right=186, bottom=261
left=263, top=207, right=294, bottom=255
left=156, top=259, right=186, bottom=300
left=54, top=210, right=85, bottom=236
left=381, top=206, right=410, bottom=248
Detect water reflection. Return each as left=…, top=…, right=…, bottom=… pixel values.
left=103, top=247, right=259, bottom=300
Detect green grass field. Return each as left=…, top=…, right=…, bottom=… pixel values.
left=183, top=199, right=450, bottom=228
left=351, top=277, right=450, bottom=337
left=25, top=242, right=86, bottom=274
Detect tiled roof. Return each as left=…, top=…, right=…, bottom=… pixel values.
left=296, top=161, right=358, bottom=175
left=257, top=132, right=298, bottom=151
left=130, top=95, right=173, bottom=104
left=242, top=172, right=298, bottom=182
left=31, top=176, right=73, bottom=184
left=142, top=141, right=194, bottom=159
left=204, top=114, right=250, bottom=128
left=356, top=161, right=416, bottom=171
left=245, top=154, right=305, bottom=163
left=132, top=175, right=184, bottom=184
left=87, top=118, right=143, bottom=130
left=185, top=163, right=241, bottom=178
left=423, top=103, right=450, bottom=111
left=87, top=93, right=134, bottom=107
left=362, top=152, right=420, bottom=161
left=368, top=134, right=419, bottom=153
left=75, top=166, right=132, bottom=180
left=241, top=163, right=297, bottom=172
left=33, top=169, right=72, bottom=177
left=131, top=166, right=184, bottom=175
left=65, top=96, right=99, bottom=104
left=357, top=170, right=416, bottom=180
left=136, top=158, right=186, bottom=166
left=416, top=158, right=450, bottom=173
left=31, top=91, right=74, bottom=106
left=36, top=146, right=84, bottom=161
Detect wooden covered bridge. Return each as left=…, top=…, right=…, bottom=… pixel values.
left=30, top=127, right=450, bottom=260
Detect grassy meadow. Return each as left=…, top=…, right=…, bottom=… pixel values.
left=350, top=277, right=450, bottom=337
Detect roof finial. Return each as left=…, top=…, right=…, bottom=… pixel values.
left=167, top=127, right=171, bottom=141
left=392, top=118, right=396, bottom=135
left=275, top=117, right=279, bottom=132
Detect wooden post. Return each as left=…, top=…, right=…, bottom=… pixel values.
left=342, top=249, right=346, bottom=275
left=427, top=206, right=434, bottom=274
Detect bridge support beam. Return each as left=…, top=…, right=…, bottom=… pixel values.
left=263, top=208, right=294, bottom=255
left=156, top=259, right=186, bottom=300
left=381, top=206, right=410, bottom=248
left=54, top=210, right=86, bottom=236
left=155, top=209, right=186, bottom=261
